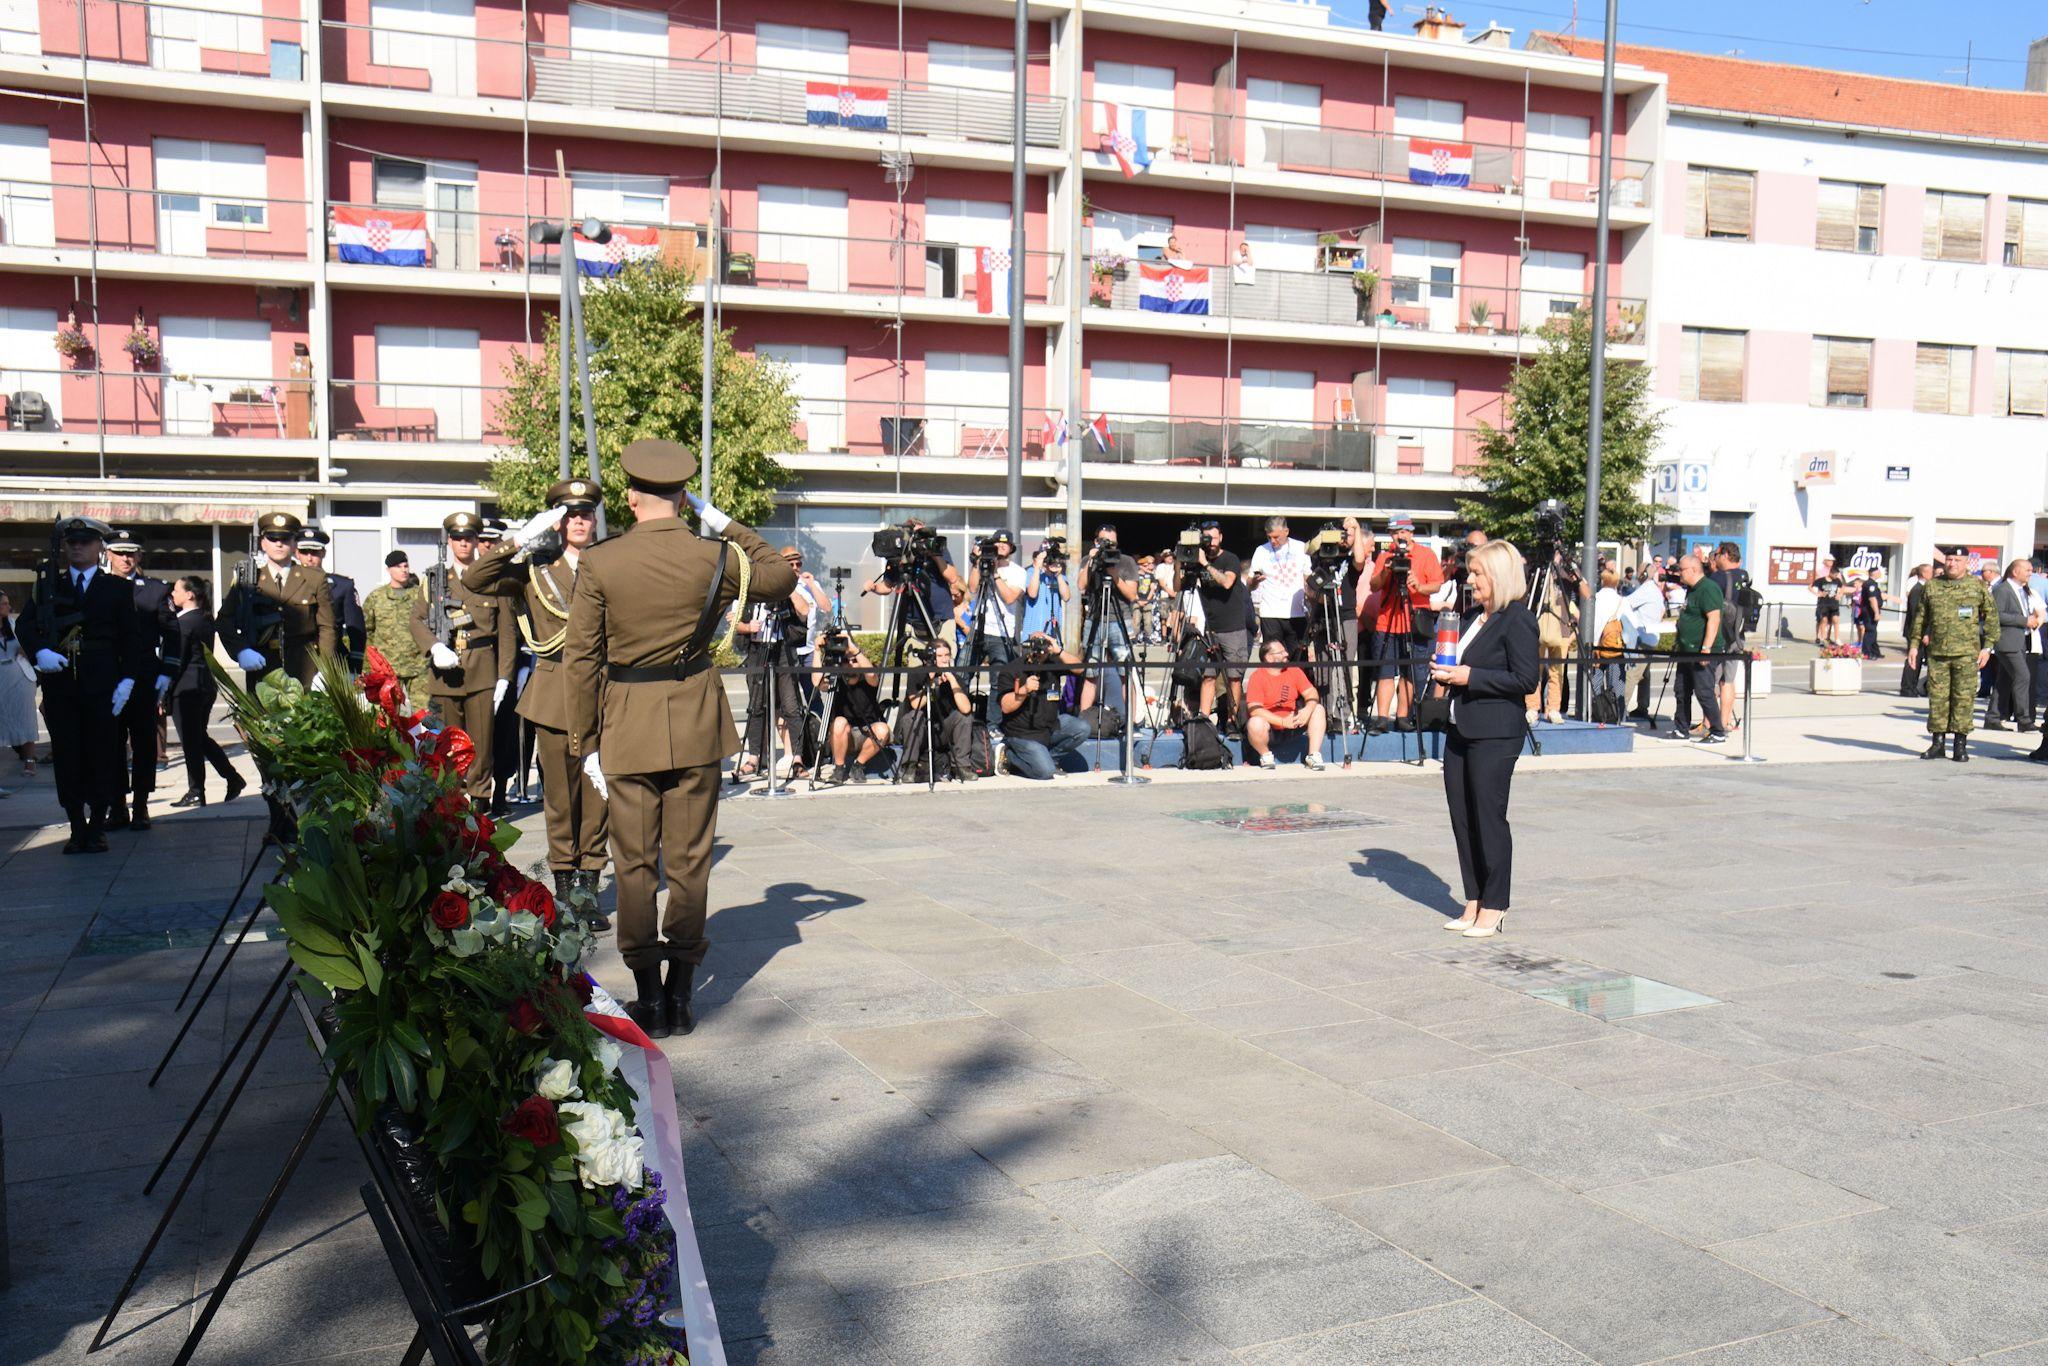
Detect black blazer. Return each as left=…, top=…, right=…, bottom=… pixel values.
left=1445, top=600, right=1541, bottom=740
left=17, top=567, right=144, bottom=694
left=168, top=609, right=220, bottom=699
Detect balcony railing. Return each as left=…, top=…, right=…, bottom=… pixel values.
left=32, top=0, right=307, bottom=79
left=716, top=227, right=1062, bottom=307
left=1, top=366, right=315, bottom=439
left=1085, top=100, right=1653, bottom=207
left=330, top=379, right=506, bottom=445
left=0, top=177, right=311, bottom=260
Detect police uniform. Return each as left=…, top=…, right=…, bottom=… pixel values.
left=1907, top=549, right=1998, bottom=762
left=218, top=512, right=339, bottom=687
left=17, top=518, right=148, bottom=853
left=297, top=525, right=367, bottom=672
left=363, top=552, right=433, bottom=711
left=565, top=440, right=795, bottom=1037
left=467, top=480, right=609, bottom=922
left=479, top=518, right=525, bottom=814
left=410, top=511, right=515, bottom=804
left=104, top=528, right=175, bottom=831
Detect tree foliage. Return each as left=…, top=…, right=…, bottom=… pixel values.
left=490, top=261, right=796, bottom=527
left=1455, top=308, right=1667, bottom=549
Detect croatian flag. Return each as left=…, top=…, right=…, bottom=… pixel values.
left=1088, top=413, right=1111, bottom=453
left=573, top=225, right=660, bottom=277
left=1407, top=137, right=1474, bottom=189
left=973, top=246, right=1012, bottom=316
left=334, top=205, right=428, bottom=267
left=1095, top=102, right=1153, bottom=179
left=805, top=81, right=889, bottom=130
left=1041, top=411, right=1068, bottom=449
left=1138, top=261, right=1210, bottom=315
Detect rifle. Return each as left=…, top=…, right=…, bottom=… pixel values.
left=234, top=527, right=284, bottom=663
left=428, top=539, right=453, bottom=648
left=35, top=519, right=86, bottom=673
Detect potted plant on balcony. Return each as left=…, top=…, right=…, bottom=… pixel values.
left=53, top=319, right=92, bottom=367
left=726, top=251, right=755, bottom=285
left=1810, top=641, right=1863, bottom=696
left=1089, top=250, right=1126, bottom=306
left=124, top=327, right=161, bottom=370
left=1351, top=268, right=1379, bottom=322
left=1467, top=299, right=1493, bottom=335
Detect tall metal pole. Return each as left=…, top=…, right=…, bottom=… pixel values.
left=1005, top=0, right=1027, bottom=536
left=569, top=273, right=606, bottom=540
left=555, top=155, right=574, bottom=484
left=700, top=0, right=722, bottom=507
left=1579, top=0, right=1618, bottom=710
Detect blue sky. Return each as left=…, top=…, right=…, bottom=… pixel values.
left=1330, top=0, right=2044, bottom=89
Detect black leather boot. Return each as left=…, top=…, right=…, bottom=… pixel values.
left=575, top=870, right=611, bottom=932
left=663, top=961, right=696, bottom=1037
left=1921, top=736, right=1947, bottom=760
left=627, top=966, right=670, bottom=1040
left=170, top=788, right=204, bottom=808
left=552, top=870, right=573, bottom=906
left=83, top=813, right=109, bottom=853
left=103, top=800, right=130, bottom=832
left=1952, top=736, right=1969, bottom=763
left=131, top=795, right=151, bottom=830
left=62, top=811, right=88, bottom=855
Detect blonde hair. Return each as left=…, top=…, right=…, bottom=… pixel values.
left=1469, top=540, right=1526, bottom=609
left=1600, top=566, right=1620, bottom=589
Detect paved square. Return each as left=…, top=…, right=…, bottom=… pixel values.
left=7, top=751, right=2048, bottom=1363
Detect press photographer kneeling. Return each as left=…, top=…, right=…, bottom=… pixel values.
left=898, top=637, right=979, bottom=783
left=998, top=632, right=1087, bottom=779
left=816, top=629, right=889, bottom=784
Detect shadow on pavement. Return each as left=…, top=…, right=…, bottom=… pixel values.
left=1349, top=847, right=1462, bottom=918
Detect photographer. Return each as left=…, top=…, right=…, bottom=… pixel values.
left=960, top=530, right=1027, bottom=721
left=734, top=546, right=816, bottom=779
left=1187, top=521, right=1249, bottom=727
left=1302, top=516, right=1372, bottom=720
left=1075, top=524, right=1141, bottom=715
left=864, top=517, right=965, bottom=644
left=998, top=633, right=1088, bottom=779
left=1020, top=537, right=1072, bottom=640
left=901, top=637, right=979, bottom=782
left=1245, top=637, right=1329, bottom=771
left=815, top=632, right=889, bottom=784
left=1367, top=515, right=1444, bottom=730
left=1246, top=517, right=1310, bottom=660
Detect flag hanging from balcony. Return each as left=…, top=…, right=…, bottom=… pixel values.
left=805, top=81, right=890, bottom=131
left=1094, top=103, right=1153, bottom=179
left=573, top=225, right=661, bottom=277
left=1042, top=411, right=1068, bottom=449
left=1138, top=262, right=1210, bottom=315
left=1088, top=413, right=1111, bottom=453
left=334, top=206, right=428, bottom=267
left=1406, top=138, right=1474, bottom=189
left=973, top=246, right=1012, bottom=316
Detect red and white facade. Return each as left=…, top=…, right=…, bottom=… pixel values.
left=1, top=0, right=1660, bottom=601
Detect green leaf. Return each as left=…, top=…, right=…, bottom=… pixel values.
left=388, top=1018, right=429, bottom=1057
left=511, top=1196, right=548, bottom=1230
left=288, top=944, right=365, bottom=991
left=544, top=1179, right=579, bottom=1231
left=446, top=1033, right=482, bottom=1069
left=424, top=1062, right=445, bottom=1101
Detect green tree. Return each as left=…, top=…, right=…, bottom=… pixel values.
left=489, top=261, right=796, bottom=526
left=1455, top=308, right=1666, bottom=549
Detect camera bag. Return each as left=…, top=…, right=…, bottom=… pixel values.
left=1180, top=715, right=1230, bottom=769
left=1081, top=703, right=1124, bottom=739
left=967, top=722, right=996, bottom=777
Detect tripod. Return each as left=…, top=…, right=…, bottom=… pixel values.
left=1080, top=551, right=1147, bottom=721
left=1306, top=576, right=1357, bottom=765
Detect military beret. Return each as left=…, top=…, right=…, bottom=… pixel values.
left=620, top=438, right=697, bottom=489
left=105, top=528, right=142, bottom=553
left=60, top=516, right=110, bottom=543
left=258, top=511, right=303, bottom=538
left=548, top=477, right=601, bottom=511
left=384, top=550, right=410, bottom=568
left=295, top=525, right=331, bottom=550
left=1944, top=545, right=1972, bottom=558
left=443, top=511, right=484, bottom=537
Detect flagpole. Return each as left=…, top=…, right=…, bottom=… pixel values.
left=1005, top=0, right=1027, bottom=539
left=1578, top=0, right=1618, bottom=717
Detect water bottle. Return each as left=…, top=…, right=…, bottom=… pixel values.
left=1434, top=623, right=1460, bottom=668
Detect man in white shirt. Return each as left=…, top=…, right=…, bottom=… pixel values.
left=1619, top=568, right=1667, bottom=723
left=962, top=530, right=1027, bottom=724
left=1246, top=517, right=1310, bottom=660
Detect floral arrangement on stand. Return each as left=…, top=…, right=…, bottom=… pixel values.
left=1817, top=641, right=1866, bottom=660
left=212, top=648, right=694, bottom=1365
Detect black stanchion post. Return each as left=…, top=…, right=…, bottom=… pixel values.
left=145, top=956, right=294, bottom=1194
left=150, top=883, right=272, bottom=1087
left=1737, top=652, right=1764, bottom=764
left=172, top=833, right=270, bottom=1011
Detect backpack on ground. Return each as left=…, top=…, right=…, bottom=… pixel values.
left=966, top=722, right=996, bottom=777
left=1180, top=716, right=1230, bottom=770
left=1080, top=703, right=1124, bottom=739
left=1589, top=689, right=1623, bottom=725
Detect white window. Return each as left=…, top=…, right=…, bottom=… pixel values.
left=1679, top=328, right=1746, bottom=403
left=1524, top=110, right=1589, bottom=197
left=1238, top=369, right=1314, bottom=425
left=924, top=199, right=1010, bottom=301
left=1092, top=61, right=1174, bottom=153
left=757, top=183, right=847, bottom=293
left=154, top=139, right=268, bottom=259
left=1394, top=96, right=1463, bottom=139
left=1384, top=375, right=1456, bottom=473
left=568, top=2, right=666, bottom=62
left=1923, top=190, right=1986, bottom=264
left=0, top=0, right=38, bottom=57
left=371, top=156, right=478, bottom=270
left=375, top=324, right=482, bottom=440
left=148, top=0, right=261, bottom=68
left=1242, top=224, right=1317, bottom=274
left=1088, top=209, right=1171, bottom=261
left=573, top=172, right=668, bottom=225
left=924, top=352, right=1008, bottom=457
left=0, top=306, right=61, bottom=426
left=1818, top=180, right=1882, bottom=255
left=0, top=123, right=54, bottom=247
left=1246, top=77, right=1318, bottom=126
left=1913, top=343, right=1973, bottom=416
left=1521, top=248, right=1585, bottom=319
left=159, top=315, right=272, bottom=435
left=1810, top=336, right=1873, bottom=409
left=758, top=343, right=846, bottom=450
left=1090, top=358, right=1169, bottom=417
left=1391, top=236, right=1461, bottom=329
left=1995, top=348, right=2048, bottom=418
left=756, top=23, right=847, bottom=77
left=369, top=0, right=477, bottom=97
left=928, top=41, right=1010, bottom=92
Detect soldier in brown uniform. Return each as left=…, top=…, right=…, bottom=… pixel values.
left=411, top=511, right=516, bottom=805
left=566, top=440, right=795, bottom=1038
left=467, top=478, right=610, bottom=930
left=218, top=511, right=338, bottom=688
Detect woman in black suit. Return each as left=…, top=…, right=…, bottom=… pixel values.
left=165, top=577, right=246, bottom=807
left=1429, top=540, right=1539, bottom=937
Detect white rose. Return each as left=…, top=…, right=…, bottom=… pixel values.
left=557, top=1101, right=617, bottom=1153
left=591, top=1037, right=623, bottom=1076
left=578, top=1133, right=645, bottom=1190
left=535, top=1058, right=580, bottom=1101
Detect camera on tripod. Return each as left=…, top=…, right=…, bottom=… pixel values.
left=819, top=627, right=854, bottom=667
left=1532, top=498, right=1567, bottom=557
left=1039, top=524, right=1068, bottom=574
left=1173, top=524, right=1204, bottom=571
left=872, top=522, right=943, bottom=565
left=1307, top=524, right=1348, bottom=587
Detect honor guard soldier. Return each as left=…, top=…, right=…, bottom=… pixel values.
left=468, top=478, right=610, bottom=929
left=295, top=525, right=367, bottom=671
left=566, top=440, right=796, bottom=1038
left=1907, top=545, right=1999, bottom=763
left=412, top=510, right=515, bottom=804
left=363, top=550, right=433, bottom=712
left=19, top=518, right=147, bottom=853
left=219, top=511, right=338, bottom=687
left=102, top=528, right=175, bottom=831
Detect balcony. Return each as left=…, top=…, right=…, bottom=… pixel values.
left=10, top=0, right=308, bottom=88
left=0, top=365, right=311, bottom=438
left=716, top=226, right=1062, bottom=313
left=0, top=176, right=312, bottom=277
left=330, top=379, right=504, bottom=454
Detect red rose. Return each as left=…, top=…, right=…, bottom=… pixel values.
left=429, top=890, right=471, bottom=929
left=501, top=1095, right=558, bottom=1146
left=465, top=811, right=495, bottom=854
left=505, top=880, right=557, bottom=927
left=432, top=727, right=476, bottom=778
left=569, top=973, right=594, bottom=1005
left=488, top=864, right=526, bottom=904
left=342, top=746, right=384, bottom=774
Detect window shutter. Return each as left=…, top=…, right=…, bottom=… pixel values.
left=2009, top=199, right=2048, bottom=269
left=1685, top=168, right=1707, bottom=239
left=1679, top=329, right=1701, bottom=399
left=1698, top=330, right=1744, bottom=402
left=1913, top=344, right=1950, bottom=414
left=1706, top=170, right=1752, bottom=238
left=2010, top=350, right=2048, bottom=417
left=1856, top=185, right=1882, bottom=233
left=1948, top=346, right=1974, bottom=414
left=1923, top=194, right=1944, bottom=258
left=1942, top=192, right=1984, bottom=262
left=1827, top=340, right=1871, bottom=403
left=1810, top=337, right=1827, bottom=407
left=1816, top=181, right=1855, bottom=252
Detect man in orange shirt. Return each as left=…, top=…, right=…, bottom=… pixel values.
left=1244, top=636, right=1328, bottom=770
left=1367, top=516, right=1445, bottom=731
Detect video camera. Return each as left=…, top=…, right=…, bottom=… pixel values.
left=1173, top=524, right=1204, bottom=572
left=1307, top=523, right=1348, bottom=586
left=1532, top=498, right=1568, bottom=557
left=871, top=522, right=944, bottom=566
left=819, top=627, right=855, bottom=668
left=1039, top=525, right=1068, bottom=574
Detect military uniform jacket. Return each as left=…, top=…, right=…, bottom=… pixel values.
left=218, top=560, right=339, bottom=670
left=409, top=562, right=515, bottom=697
left=1907, top=576, right=1998, bottom=658
left=565, top=517, right=796, bottom=773
left=126, top=574, right=176, bottom=678
left=329, top=573, right=367, bottom=664
left=465, top=540, right=581, bottom=731
left=363, top=582, right=430, bottom=678
left=18, top=568, right=146, bottom=695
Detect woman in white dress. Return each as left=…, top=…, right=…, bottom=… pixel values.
left=0, top=588, right=40, bottom=777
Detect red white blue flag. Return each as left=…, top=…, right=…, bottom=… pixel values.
left=334, top=205, right=428, bottom=267
left=1407, top=137, right=1474, bottom=189
left=1094, top=103, right=1154, bottom=179
left=973, top=246, right=1012, bottom=316
left=805, top=81, right=889, bottom=131
left=573, top=225, right=660, bottom=276
left=1138, top=261, right=1210, bottom=315
left=1088, top=413, right=1112, bottom=452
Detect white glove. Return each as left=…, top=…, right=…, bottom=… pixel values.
left=684, top=489, right=731, bottom=536
left=111, top=679, right=134, bottom=715
left=494, top=678, right=509, bottom=706
left=34, top=648, right=65, bottom=673
left=155, top=674, right=172, bottom=698
left=513, top=505, right=568, bottom=551
left=311, top=672, right=328, bottom=693
left=236, top=648, right=266, bottom=672
left=430, top=643, right=459, bottom=671
left=582, top=752, right=608, bottom=802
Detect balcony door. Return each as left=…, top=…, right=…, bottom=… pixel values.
left=1245, top=77, right=1318, bottom=169
left=1391, top=237, right=1460, bottom=331
left=148, top=0, right=262, bottom=71
left=373, top=156, right=477, bottom=270
left=928, top=41, right=1009, bottom=92
left=1242, top=223, right=1317, bottom=274
left=1525, top=111, right=1590, bottom=199
left=757, top=183, right=846, bottom=293
left=1092, top=62, right=1174, bottom=166
left=375, top=324, right=481, bottom=440
left=754, top=23, right=847, bottom=77
left=1521, top=248, right=1585, bottom=323
left=1237, top=368, right=1313, bottom=466
left=1385, top=376, right=1456, bottom=474
left=0, top=123, right=53, bottom=247
left=569, top=1, right=665, bottom=68
left=925, top=198, right=1010, bottom=302
left=154, top=138, right=267, bottom=258
left=925, top=352, right=1007, bottom=457
left=757, top=343, right=845, bottom=451
left=0, top=0, right=36, bottom=56
left=573, top=172, right=668, bottom=229
left=0, top=306, right=60, bottom=426
left=369, top=0, right=477, bottom=98
left=160, top=315, right=272, bottom=436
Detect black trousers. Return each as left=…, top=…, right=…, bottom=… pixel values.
left=172, top=689, right=237, bottom=791
left=743, top=640, right=804, bottom=759
left=41, top=681, right=123, bottom=820
left=1990, top=652, right=2035, bottom=725
left=119, top=688, right=158, bottom=796
left=1443, top=730, right=1520, bottom=911
left=1674, top=662, right=1725, bottom=734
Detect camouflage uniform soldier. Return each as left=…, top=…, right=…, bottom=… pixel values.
left=1906, top=545, right=1997, bottom=763
left=363, top=549, right=433, bottom=714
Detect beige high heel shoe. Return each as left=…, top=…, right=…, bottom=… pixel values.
left=1445, top=903, right=1481, bottom=931
left=1462, top=911, right=1508, bottom=938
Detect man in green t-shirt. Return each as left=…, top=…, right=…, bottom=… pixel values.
left=1671, top=554, right=1727, bottom=743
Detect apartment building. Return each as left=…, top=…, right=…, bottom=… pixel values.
left=1540, top=37, right=2048, bottom=605
left=0, top=0, right=1661, bottom=619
